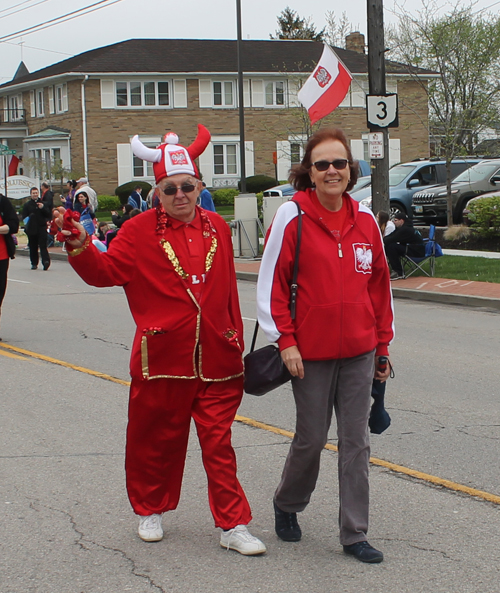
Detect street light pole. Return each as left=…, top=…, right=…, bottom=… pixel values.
left=236, top=0, right=246, bottom=193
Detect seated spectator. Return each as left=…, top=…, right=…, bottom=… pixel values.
left=376, top=211, right=395, bottom=237
left=383, top=212, right=425, bottom=280
left=129, top=208, right=141, bottom=218
left=111, top=204, right=133, bottom=228
left=97, top=221, right=111, bottom=242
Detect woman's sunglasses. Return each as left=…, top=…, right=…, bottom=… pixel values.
left=162, top=184, right=196, bottom=195
left=312, top=159, right=349, bottom=171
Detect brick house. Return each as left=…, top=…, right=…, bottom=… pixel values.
left=0, top=37, right=433, bottom=195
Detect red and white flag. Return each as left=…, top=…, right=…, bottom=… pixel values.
left=298, top=44, right=353, bottom=125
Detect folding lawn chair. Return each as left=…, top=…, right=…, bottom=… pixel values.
left=402, top=224, right=443, bottom=278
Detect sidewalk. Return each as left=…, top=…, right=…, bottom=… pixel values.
left=15, top=242, right=500, bottom=310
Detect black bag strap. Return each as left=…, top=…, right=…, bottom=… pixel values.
left=250, top=200, right=302, bottom=353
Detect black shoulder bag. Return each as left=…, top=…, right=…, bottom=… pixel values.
left=243, top=201, right=302, bottom=396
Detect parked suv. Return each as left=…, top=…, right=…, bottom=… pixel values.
left=412, top=159, right=500, bottom=224
left=352, top=158, right=482, bottom=217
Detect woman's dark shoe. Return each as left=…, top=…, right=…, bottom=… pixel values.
left=273, top=501, right=302, bottom=541
left=343, top=541, right=384, bottom=563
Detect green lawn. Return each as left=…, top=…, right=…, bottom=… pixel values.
left=421, top=255, right=500, bottom=283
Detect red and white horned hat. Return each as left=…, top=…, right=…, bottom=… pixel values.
left=130, top=124, right=211, bottom=184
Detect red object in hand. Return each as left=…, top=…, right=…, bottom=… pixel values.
left=55, top=208, right=81, bottom=242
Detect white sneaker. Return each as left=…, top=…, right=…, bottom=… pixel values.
left=220, top=524, right=266, bottom=555
left=138, top=514, right=163, bottom=542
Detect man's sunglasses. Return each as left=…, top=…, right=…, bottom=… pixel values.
left=162, top=183, right=196, bottom=195
left=312, top=159, right=349, bottom=171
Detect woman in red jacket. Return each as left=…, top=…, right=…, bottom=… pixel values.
left=257, top=128, right=394, bottom=563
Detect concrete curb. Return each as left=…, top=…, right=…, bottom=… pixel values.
left=390, top=287, right=500, bottom=311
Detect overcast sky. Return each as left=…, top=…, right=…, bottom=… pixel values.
left=1, top=0, right=498, bottom=83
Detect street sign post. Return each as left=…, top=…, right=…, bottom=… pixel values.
left=0, top=146, right=16, bottom=155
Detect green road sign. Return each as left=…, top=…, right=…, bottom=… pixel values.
left=0, top=146, right=16, bottom=155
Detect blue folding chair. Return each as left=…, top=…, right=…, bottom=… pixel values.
left=402, top=225, right=443, bottom=278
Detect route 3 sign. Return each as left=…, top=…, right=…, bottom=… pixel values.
left=366, top=94, right=398, bottom=129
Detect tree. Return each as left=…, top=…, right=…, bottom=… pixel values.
left=388, top=1, right=500, bottom=226
left=271, top=6, right=324, bottom=41
left=324, top=10, right=354, bottom=48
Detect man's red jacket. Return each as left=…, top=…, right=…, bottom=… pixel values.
left=69, top=207, right=244, bottom=382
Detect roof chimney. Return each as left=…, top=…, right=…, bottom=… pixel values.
left=345, top=32, right=365, bottom=54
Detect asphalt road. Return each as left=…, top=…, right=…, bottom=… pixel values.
left=1, top=257, right=500, bottom=593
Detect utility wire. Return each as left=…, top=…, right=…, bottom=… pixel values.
left=3, top=40, right=72, bottom=56
left=0, top=0, right=124, bottom=42
left=0, top=0, right=53, bottom=20
left=0, top=0, right=34, bottom=15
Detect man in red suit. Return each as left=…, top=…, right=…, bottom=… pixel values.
left=57, top=125, right=266, bottom=556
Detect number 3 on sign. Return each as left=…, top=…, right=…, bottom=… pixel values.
left=366, top=94, right=399, bottom=128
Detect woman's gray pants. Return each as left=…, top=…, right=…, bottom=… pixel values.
left=274, top=349, right=375, bottom=546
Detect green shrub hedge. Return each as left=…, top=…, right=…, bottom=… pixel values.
left=213, top=188, right=239, bottom=206
left=468, top=195, right=500, bottom=238
left=238, top=175, right=278, bottom=193
left=97, top=195, right=121, bottom=211
left=115, top=181, right=152, bottom=204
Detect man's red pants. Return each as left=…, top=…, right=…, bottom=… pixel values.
left=125, top=376, right=252, bottom=530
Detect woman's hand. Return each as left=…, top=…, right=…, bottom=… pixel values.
left=374, top=355, right=391, bottom=382
left=281, top=345, right=304, bottom=379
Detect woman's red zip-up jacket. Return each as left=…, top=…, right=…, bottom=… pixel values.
left=257, top=189, right=394, bottom=360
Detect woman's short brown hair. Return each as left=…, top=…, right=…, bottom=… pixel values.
left=289, top=127, right=359, bottom=193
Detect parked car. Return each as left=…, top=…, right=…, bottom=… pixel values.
left=412, top=159, right=500, bottom=224
left=349, top=175, right=372, bottom=194
left=352, top=158, right=483, bottom=217
left=262, top=183, right=296, bottom=198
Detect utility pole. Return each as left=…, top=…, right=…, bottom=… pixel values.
left=236, top=0, right=246, bottom=193
left=367, top=0, right=390, bottom=215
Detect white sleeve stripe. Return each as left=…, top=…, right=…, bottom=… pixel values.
left=256, top=201, right=300, bottom=344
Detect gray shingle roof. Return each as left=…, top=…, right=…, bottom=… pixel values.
left=0, top=39, right=434, bottom=89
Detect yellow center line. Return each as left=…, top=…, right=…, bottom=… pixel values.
left=0, top=348, right=28, bottom=360
left=0, top=342, right=130, bottom=386
left=2, top=341, right=500, bottom=506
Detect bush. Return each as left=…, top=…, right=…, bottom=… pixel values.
left=97, top=195, right=121, bottom=211
left=443, top=225, right=472, bottom=241
left=238, top=175, right=278, bottom=193
left=468, top=196, right=500, bottom=238
left=115, top=181, right=152, bottom=204
left=213, top=188, right=239, bottom=206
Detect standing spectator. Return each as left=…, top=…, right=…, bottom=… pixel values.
left=383, top=212, right=425, bottom=280
left=0, top=193, right=19, bottom=339
left=56, top=124, right=266, bottom=555
left=74, top=192, right=96, bottom=236
left=75, top=177, right=98, bottom=212
left=199, top=182, right=216, bottom=212
left=257, top=127, right=393, bottom=563
left=61, top=180, right=77, bottom=209
left=128, top=185, right=147, bottom=212
left=22, top=187, right=52, bottom=270
left=41, top=182, right=54, bottom=210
